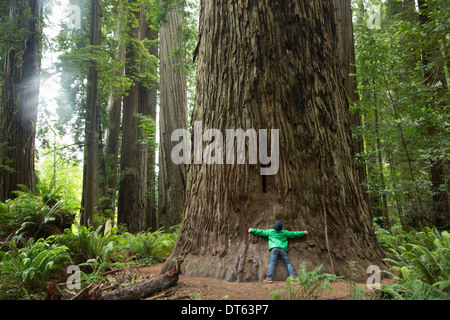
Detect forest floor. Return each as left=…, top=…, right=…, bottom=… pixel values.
left=134, top=263, right=393, bottom=300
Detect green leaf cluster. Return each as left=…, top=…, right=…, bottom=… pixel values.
left=268, top=264, right=341, bottom=300
left=119, top=226, right=178, bottom=264
left=0, top=238, right=70, bottom=298
left=376, top=225, right=450, bottom=299
left=0, top=185, right=76, bottom=245
left=352, top=0, right=449, bottom=228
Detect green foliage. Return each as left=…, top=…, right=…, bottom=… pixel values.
left=0, top=185, right=76, bottom=245
left=55, top=224, right=177, bottom=267
left=268, top=264, right=340, bottom=300
left=346, top=261, right=368, bottom=300
left=352, top=0, right=450, bottom=228
left=0, top=238, right=70, bottom=298
left=119, top=227, right=179, bottom=264
left=137, top=113, right=158, bottom=152
left=376, top=225, right=450, bottom=299
left=0, top=221, right=178, bottom=298
left=56, top=225, right=121, bottom=265
left=35, top=127, right=83, bottom=209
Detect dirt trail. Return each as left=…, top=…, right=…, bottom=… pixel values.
left=136, top=263, right=387, bottom=300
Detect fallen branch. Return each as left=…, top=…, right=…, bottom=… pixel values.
left=44, top=281, right=62, bottom=300
left=71, top=283, right=104, bottom=300
left=322, top=195, right=335, bottom=274
left=102, top=258, right=183, bottom=300
left=144, top=287, right=177, bottom=300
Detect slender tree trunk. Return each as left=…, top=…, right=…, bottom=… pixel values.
left=380, top=66, right=428, bottom=226
left=163, top=0, right=385, bottom=281
left=143, top=24, right=158, bottom=232
left=103, top=20, right=126, bottom=220
left=355, top=0, right=379, bottom=217
left=158, top=6, right=187, bottom=229
left=80, top=0, right=101, bottom=226
left=387, top=152, right=404, bottom=226
left=374, top=97, right=389, bottom=229
left=0, top=0, right=40, bottom=202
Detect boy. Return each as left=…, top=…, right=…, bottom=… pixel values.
left=248, top=221, right=308, bottom=283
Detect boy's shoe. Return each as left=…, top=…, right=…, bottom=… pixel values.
left=263, top=278, right=273, bottom=284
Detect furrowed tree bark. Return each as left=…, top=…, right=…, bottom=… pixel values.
left=0, top=0, right=40, bottom=202
left=118, top=1, right=148, bottom=233
left=163, top=0, right=385, bottom=282
left=158, top=6, right=188, bottom=229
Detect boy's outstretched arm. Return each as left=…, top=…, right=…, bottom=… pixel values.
left=286, top=230, right=309, bottom=238
left=248, top=228, right=271, bottom=237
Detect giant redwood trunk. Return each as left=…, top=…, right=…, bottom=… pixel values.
left=163, top=0, right=385, bottom=281
left=0, top=0, right=40, bottom=202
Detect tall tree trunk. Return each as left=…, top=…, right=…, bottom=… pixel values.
left=374, top=99, right=389, bottom=229
left=334, top=0, right=367, bottom=199
left=163, top=0, right=385, bottom=281
left=0, top=0, right=40, bottom=202
left=80, top=0, right=101, bottom=226
left=118, top=2, right=157, bottom=233
left=143, top=24, right=158, bottom=232
left=158, top=6, right=187, bottom=229
left=118, top=0, right=145, bottom=233
left=103, top=20, right=126, bottom=218
left=387, top=152, right=404, bottom=226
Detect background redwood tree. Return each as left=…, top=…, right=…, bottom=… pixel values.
left=163, top=0, right=385, bottom=281
left=0, top=0, right=41, bottom=202
left=158, top=5, right=188, bottom=229
left=80, top=0, right=101, bottom=226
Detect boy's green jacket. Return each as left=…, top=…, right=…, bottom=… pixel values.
left=250, top=228, right=305, bottom=251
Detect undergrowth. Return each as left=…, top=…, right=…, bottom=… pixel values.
left=268, top=264, right=341, bottom=300
left=1, top=187, right=448, bottom=300
left=375, top=225, right=450, bottom=300
left=0, top=199, right=178, bottom=300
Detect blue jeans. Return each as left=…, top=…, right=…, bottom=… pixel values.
left=267, top=247, right=295, bottom=279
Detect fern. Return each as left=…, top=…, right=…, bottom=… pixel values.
left=268, top=264, right=340, bottom=300
left=56, top=225, right=120, bottom=264
left=377, top=226, right=450, bottom=299
left=0, top=187, right=75, bottom=243
left=0, top=238, right=70, bottom=296
left=120, top=227, right=178, bottom=263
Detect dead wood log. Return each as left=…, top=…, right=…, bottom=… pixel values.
left=102, top=258, right=183, bottom=300
left=71, top=283, right=104, bottom=300
left=44, top=281, right=62, bottom=300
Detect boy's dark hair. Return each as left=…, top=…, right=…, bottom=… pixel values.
left=274, top=220, right=283, bottom=231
